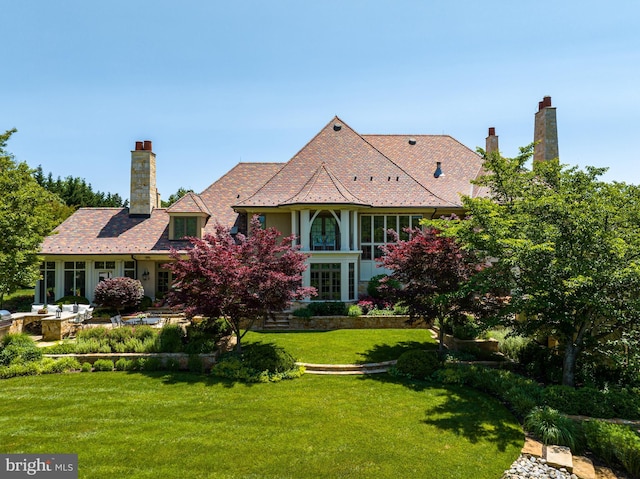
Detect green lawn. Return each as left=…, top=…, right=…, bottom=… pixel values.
left=0, top=372, right=522, bottom=479
left=243, top=328, right=438, bottom=364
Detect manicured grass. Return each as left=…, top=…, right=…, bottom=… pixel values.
left=244, top=329, right=438, bottom=364
left=0, top=372, right=522, bottom=479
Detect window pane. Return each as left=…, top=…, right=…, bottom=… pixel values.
left=95, top=261, right=104, bottom=269
left=64, top=262, right=74, bottom=269
left=362, top=245, right=372, bottom=260
left=76, top=262, right=85, bottom=269
left=124, top=261, right=135, bottom=269
left=105, top=261, right=116, bottom=269
left=361, top=215, right=371, bottom=243
left=411, top=215, right=422, bottom=228
left=399, top=216, right=410, bottom=241
left=373, top=216, right=385, bottom=243
left=186, top=218, right=197, bottom=237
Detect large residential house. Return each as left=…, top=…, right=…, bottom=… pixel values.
left=38, top=98, right=559, bottom=304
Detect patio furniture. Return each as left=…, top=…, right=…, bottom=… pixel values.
left=110, top=315, right=123, bottom=327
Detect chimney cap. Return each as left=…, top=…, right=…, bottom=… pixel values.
left=538, top=96, right=552, bottom=111
left=488, top=127, right=496, bottom=136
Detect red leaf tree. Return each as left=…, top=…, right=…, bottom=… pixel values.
left=378, top=227, right=491, bottom=353
left=93, top=277, right=144, bottom=314
left=166, top=216, right=316, bottom=352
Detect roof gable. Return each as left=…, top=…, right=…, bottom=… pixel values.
left=237, top=117, right=456, bottom=208
left=280, top=162, right=369, bottom=206
left=166, top=192, right=212, bottom=215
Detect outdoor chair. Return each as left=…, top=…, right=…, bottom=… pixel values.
left=110, top=315, right=123, bottom=327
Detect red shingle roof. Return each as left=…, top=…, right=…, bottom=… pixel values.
left=41, top=116, right=484, bottom=256
left=40, top=208, right=191, bottom=255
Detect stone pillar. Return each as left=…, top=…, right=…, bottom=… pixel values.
left=533, top=96, right=559, bottom=163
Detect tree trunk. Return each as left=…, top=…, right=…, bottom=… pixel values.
left=438, top=315, right=446, bottom=355
left=562, top=341, right=578, bottom=387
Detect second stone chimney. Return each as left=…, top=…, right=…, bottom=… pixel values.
left=130, top=140, right=160, bottom=217
left=533, top=96, right=559, bottom=163
left=486, top=127, right=499, bottom=155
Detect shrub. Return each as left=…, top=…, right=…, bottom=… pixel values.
left=0, top=339, right=42, bottom=366
left=133, top=325, right=156, bottom=342
left=115, top=358, right=134, bottom=371
left=1, top=332, right=37, bottom=348
left=42, top=341, right=77, bottom=354
left=142, top=357, right=163, bottom=371
left=93, top=277, right=144, bottom=312
left=165, top=358, right=182, bottom=371
left=524, top=407, right=583, bottom=452
left=157, top=325, right=184, bottom=353
left=187, top=355, right=204, bottom=373
left=542, top=385, right=640, bottom=420
left=81, top=362, right=92, bottom=372
left=367, top=274, right=401, bottom=299
left=582, top=420, right=640, bottom=477
left=451, top=316, right=482, bottom=340
left=347, top=304, right=363, bottom=317
left=77, top=327, right=109, bottom=341
left=395, top=349, right=441, bottom=380
left=292, top=307, right=313, bottom=318
left=41, top=357, right=81, bottom=374
left=243, top=343, right=296, bottom=373
left=92, top=359, right=114, bottom=372
left=139, top=295, right=153, bottom=311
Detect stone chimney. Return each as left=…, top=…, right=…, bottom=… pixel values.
left=486, top=127, right=499, bottom=155
left=130, top=140, right=160, bottom=216
left=533, top=96, right=559, bottom=163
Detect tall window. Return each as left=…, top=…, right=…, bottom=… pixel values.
left=348, top=263, right=355, bottom=300
left=173, top=217, right=198, bottom=239
left=64, top=261, right=86, bottom=297
left=311, top=213, right=339, bottom=251
left=123, top=261, right=136, bottom=279
left=310, top=263, right=341, bottom=300
left=360, top=215, right=422, bottom=260
left=157, top=269, right=172, bottom=296
left=39, top=262, right=56, bottom=304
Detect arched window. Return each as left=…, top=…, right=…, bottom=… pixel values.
left=310, top=212, right=339, bottom=250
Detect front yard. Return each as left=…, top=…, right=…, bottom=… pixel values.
left=0, top=372, right=522, bottom=478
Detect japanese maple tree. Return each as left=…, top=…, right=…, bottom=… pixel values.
left=378, top=227, right=492, bottom=353
left=166, top=216, right=316, bottom=352
left=93, top=277, right=144, bottom=314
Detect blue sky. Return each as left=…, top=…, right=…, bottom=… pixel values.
left=4, top=1, right=640, bottom=201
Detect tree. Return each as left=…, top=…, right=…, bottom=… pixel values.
left=451, top=145, right=640, bottom=386
left=93, top=277, right=144, bottom=314
left=0, top=129, right=64, bottom=307
left=378, top=227, right=493, bottom=354
left=33, top=166, right=127, bottom=208
left=166, top=216, right=316, bottom=352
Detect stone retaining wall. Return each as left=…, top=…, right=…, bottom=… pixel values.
left=250, top=315, right=429, bottom=330
left=442, top=333, right=499, bottom=353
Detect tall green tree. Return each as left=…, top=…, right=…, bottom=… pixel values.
left=0, top=130, right=64, bottom=307
left=450, top=145, right=640, bottom=386
left=161, top=187, right=193, bottom=207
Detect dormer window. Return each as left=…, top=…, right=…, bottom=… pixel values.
left=172, top=216, right=198, bottom=240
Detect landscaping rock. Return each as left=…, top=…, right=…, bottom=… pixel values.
left=503, top=455, right=577, bottom=479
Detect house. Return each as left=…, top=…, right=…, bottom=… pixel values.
left=37, top=98, right=558, bottom=304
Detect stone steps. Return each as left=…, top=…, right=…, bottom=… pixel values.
left=521, top=437, right=618, bottom=479
left=297, top=360, right=396, bottom=375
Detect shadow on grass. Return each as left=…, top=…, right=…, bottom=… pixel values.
left=420, top=386, right=523, bottom=452
left=359, top=373, right=522, bottom=452
left=132, top=370, right=258, bottom=388
left=356, top=340, right=438, bottom=364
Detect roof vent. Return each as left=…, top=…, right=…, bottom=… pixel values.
left=408, top=138, right=417, bottom=145
left=333, top=123, right=342, bottom=131
left=434, top=161, right=444, bottom=178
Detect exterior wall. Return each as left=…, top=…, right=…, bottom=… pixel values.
left=265, top=213, right=291, bottom=237
left=36, top=256, right=165, bottom=303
